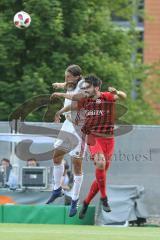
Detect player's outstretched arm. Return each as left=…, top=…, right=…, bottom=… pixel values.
left=108, top=87, right=127, bottom=100
left=54, top=103, right=78, bottom=123
left=52, top=82, right=66, bottom=89
left=50, top=92, right=87, bottom=101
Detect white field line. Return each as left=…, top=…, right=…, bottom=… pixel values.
left=0, top=229, right=159, bottom=237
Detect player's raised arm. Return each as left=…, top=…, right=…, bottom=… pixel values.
left=50, top=91, right=87, bottom=101
left=108, top=87, right=127, bottom=100
left=52, top=82, right=66, bottom=89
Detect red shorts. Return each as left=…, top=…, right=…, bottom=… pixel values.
left=87, top=134, right=115, bottom=162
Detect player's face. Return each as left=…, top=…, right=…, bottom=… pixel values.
left=80, top=82, right=96, bottom=97
left=65, top=71, right=79, bottom=83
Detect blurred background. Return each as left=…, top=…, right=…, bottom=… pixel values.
left=0, top=0, right=159, bottom=124
left=0, top=0, right=160, bottom=226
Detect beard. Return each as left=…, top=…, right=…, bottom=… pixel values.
left=84, top=89, right=96, bottom=98
left=66, top=80, right=79, bottom=91
left=66, top=82, right=76, bottom=91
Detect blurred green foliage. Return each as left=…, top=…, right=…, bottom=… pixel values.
left=0, top=0, right=158, bottom=123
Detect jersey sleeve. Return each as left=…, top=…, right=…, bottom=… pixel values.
left=102, top=92, right=115, bottom=101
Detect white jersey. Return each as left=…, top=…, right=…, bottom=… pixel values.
left=63, top=79, right=84, bottom=119
left=54, top=78, right=86, bottom=158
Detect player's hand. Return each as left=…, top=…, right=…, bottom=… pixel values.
left=50, top=92, right=63, bottom=100
left=108, top=87, right=118, bottom=95
left=54, top=111, right=61, bottom=123
left=52, top=83, right=61, bottom=89
left=52, top=82, right=66, bottom=89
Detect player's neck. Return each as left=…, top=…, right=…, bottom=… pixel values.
left=92, top=91, right=101, bottom=100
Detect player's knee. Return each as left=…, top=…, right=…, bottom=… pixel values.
left=94, top=153, right=105, bottom=169
left=96, top=162, right=105, bottom=169
left=72, top=158, right=82, bottom=175
left=53, top=157, right=61, bottom=165
left=53, top=151, right=64, bottom=164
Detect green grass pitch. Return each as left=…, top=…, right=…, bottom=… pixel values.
left=0, top=224, right=160, bottom=240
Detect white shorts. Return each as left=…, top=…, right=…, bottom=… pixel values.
left=54, top=119, right=84, bottom=158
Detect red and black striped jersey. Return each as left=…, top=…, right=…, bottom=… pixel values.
left=77, top=92, right=115, bottom=135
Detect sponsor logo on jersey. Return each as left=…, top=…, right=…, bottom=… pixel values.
left=86, top=110, right=104, bottom=116
left=96, top=99, right=101, bottom=104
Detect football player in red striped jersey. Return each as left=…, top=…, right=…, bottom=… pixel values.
left=52, top=75, right=127, bottom=218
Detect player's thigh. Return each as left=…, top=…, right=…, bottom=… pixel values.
left=54, top=120, right=79, bottom=153
left=68, top=125, right=84, bottom=158
left=106, top=137, right=115, bottom=159
left=88, top=136, right=105, bottom=168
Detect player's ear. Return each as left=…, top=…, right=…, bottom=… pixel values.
left=95, top=86, right=99, bottom=91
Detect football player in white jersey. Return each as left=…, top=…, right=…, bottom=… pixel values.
left=46, top=65, right=84, bottom=217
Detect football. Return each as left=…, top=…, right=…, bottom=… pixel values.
left=13, top=11, right=31, bottom=29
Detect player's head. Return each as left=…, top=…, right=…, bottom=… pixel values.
left=65, top=65, right=82, bottom=89
left=81, top=75, right=102, bottom=97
